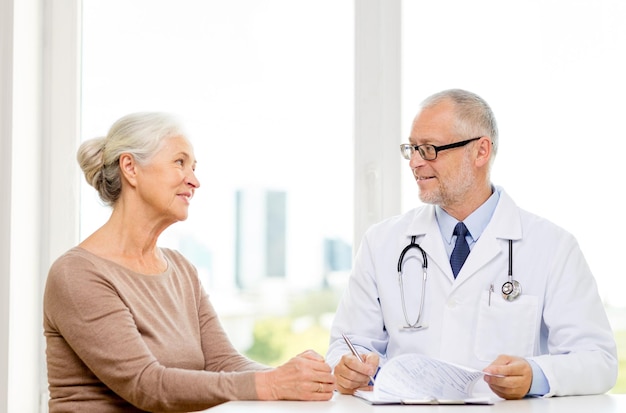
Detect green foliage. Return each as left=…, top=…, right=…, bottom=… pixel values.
left=245, top=316, right=331, bottom=367
left=244, top=290, right=336, bottom=366
left=612, top=330, right=626, bottom=394
left=245, top=317, right=291, bottom=365
left=288, top=289, right=342, bottom=318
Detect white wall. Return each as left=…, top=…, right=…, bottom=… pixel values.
left=9, top=0, right=43, bottom=409
left=0, top=0, right=15, bottom=408
left=354, top=0, right=402, bottom=243
left=1, top=0, right=44, bottom=410
left=0, top=0, right=81, bottom=412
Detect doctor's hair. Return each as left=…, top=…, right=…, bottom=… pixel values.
left=421, top=89, right=499, bottom=160
left=77, top=112, right=185, bottom=206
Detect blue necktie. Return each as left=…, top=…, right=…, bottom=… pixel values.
left=450, top=222, right=470, bottom=278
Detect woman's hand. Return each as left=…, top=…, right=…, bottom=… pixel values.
left=256, top=350, right=336, bottom=401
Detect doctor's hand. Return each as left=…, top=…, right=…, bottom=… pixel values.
left=333, top=352, right=379, bottom=394
left=482, top=354, right=532, bottom=400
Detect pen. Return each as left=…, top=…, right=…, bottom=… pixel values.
left=341, top=333, right=376, bottom=384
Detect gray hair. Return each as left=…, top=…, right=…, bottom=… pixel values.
left=420, top=89, right=499, bottom=160
left=77, top=112, right=185, bottom=206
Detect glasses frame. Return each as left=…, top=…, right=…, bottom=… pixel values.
left=400, top=137, right=482, bottom=161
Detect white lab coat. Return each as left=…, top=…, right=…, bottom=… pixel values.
left=327, top=187, right=617, bottom=397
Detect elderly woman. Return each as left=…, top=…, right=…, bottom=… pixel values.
left=43, top=112, right=335, bottom=412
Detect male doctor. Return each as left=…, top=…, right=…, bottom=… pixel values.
left=326, top=88, right=617, bottom=399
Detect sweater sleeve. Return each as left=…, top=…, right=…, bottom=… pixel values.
left=196, top=285, right=269, bottom=375
left=44, top=249, right=267, bottom=412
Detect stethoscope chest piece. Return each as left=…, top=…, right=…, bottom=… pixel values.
left=501, top=279, right=521, bottom=301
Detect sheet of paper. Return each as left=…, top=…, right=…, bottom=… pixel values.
left=370, top=353, right=492, bottom=403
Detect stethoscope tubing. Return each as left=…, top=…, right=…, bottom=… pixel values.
left=397, top=236, right=428, bottom=329
left=501, top=239, right=521, bottom=301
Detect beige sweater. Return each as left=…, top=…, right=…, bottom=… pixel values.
left=44, top=247, right=269, bottom=412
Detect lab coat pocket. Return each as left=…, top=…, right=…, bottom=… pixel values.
left=474, top=290, right=538, bottom=361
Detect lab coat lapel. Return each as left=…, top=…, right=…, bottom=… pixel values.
left=454, top=191, right=523, bottom=284
left=405, top=206, right=454, bottom=279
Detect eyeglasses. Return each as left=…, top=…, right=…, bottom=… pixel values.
left=400, top=137, right=482, bottom=161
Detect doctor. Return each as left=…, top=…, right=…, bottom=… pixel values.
left=326, top=89, right=617, bottom=399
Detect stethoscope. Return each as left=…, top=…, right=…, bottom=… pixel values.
left=397, top=237, right=522, bottom=331
left=397, top=236, right=428, bottom=330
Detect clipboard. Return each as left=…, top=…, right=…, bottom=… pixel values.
left=354, top=390, right=494, bottom=405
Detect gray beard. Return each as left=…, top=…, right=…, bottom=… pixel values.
left=418, top=154, right=475, bottom=208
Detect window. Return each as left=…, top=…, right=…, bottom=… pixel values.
left=401, top=0, right=626, bottom=392
left=81, top=0, right=354, bottom=362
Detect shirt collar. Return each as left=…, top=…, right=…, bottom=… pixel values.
left=436, top=186, right=501, bottom=245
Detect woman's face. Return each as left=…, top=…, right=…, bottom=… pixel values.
left=134, top=135, right=200, bottom=225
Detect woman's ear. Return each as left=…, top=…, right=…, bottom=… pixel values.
left=119, top=153, right=138, bottom=187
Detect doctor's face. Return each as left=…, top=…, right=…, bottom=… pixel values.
left=408, top=100, right=477, bottom=209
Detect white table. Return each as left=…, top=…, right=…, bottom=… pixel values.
left=204, top=392, right=626, bottom=412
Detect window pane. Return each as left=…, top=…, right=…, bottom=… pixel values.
left=402, top=0, right=626, bottom=391
left=81, top=0, right=354, bottom=362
